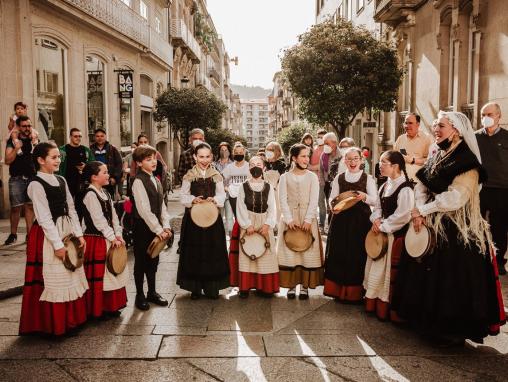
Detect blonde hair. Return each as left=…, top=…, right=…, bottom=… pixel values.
left=265, top=141, right=283, bottom=159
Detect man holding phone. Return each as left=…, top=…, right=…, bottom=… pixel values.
left=58, top=128, right=95, bottom=198
left=394, top=113, right=433, bottom=181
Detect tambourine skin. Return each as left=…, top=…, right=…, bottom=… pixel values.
left=331, top=191, right=360, bottom=214
left=190, top=201, right=219, bottom=228
left=405, top=224, right=436, bottom=261
left=239, top=230, right=270, bottom=261
left=365, top=230, right=388, bottom=261
left=283, top=228, right=314, bottom=253
left=147, top=236, right=170, bottom=258
left=62, top=234, right=84, bottom=272
left=107, top=245, right=128, bottom=276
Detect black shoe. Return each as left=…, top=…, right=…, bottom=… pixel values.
left=135, top=294, right=150, bottom=311
left=190, top=292, right=201, bottom=300
left=4, top=234, right=17, bottom=245
left=147, top=292, right=168, bottom=306
left=239, top=291, right=249, bottom=299
left=498, top=263, right=507, bottom=276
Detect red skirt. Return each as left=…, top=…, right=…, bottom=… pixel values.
left=19, top=224, right=87, bottom=336
left=323, top=279, right=364, bottom=302
left=84, top=235, right=127, bottom=318
left=229, top=221, right=280, bottom=294
left=365, top=235, right=404, bottom=322
left=489, top=253, right=507, bottom=335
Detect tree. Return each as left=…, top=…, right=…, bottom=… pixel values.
left=204, top=128, right=247, bottom=157
left=276, top=122, right=314, bottom=155
left=281, top=19, right=403, bottom=139
left=154, top=87, right=227, bottom=148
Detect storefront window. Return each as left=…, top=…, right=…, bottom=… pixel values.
left=120, top=98, right=133, bottom=147
left=34, top=38, right=67, bottom=145
left=86, top=55, right=106, bottom=143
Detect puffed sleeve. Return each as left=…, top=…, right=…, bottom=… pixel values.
left=28, top=182, right=65, bottom=250
left=179, top=179, right=195, bottom=208
left=278, top=173, right=293, bottom=224
left=304, top=172, right=319, bottom=223
left=65, top=181, right=83, bottom=237
left=265, top=185, right=277, bottom=228
left=82, top=191, right=116, bottom=242
left=379, top=187, right=414, bottom=234
left=365, top=175, right=378, bottom=207
left=213, top=181, right=226, bottom=208
left=236, top=183, right=252, bottom=229
left=417, top=169, right=478, bottom=217
left=132, top=178, right=164, bottom=235
left=328, top=174, right=340, bottom=209
left=111, top=199, right=123, bottom=238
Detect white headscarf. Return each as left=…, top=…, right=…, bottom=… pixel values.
left=437, top=111, right=482, bottom=164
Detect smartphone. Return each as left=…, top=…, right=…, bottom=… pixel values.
left=400, top=148, right=407, bottom=156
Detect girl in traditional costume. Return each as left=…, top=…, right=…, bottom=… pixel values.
left=277, top=144, right=324, bottom=299
left=229, top=156, right=279, bottom=298
left=81, top=161, right=127, bottom=318
left=20, top=142, right=88, bottom=335
left=324, top=147, right=377, bottom=303
left=393, top=111, right=505, bottom=346
left=178, top=143, right=229, bottom=299
left=363, top=150, right=413, bottom=321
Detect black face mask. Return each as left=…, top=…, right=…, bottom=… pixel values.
left=250, top=166, right=263, bottom=178
left=233, top=154, right=245, bottom=162
left=295, top=163, right=307, bottom=170
left=437, top=135, right=453, bottom=151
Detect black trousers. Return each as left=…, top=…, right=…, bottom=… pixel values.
left=133, top=219, right=159, bottom=295
left=480, top=187, right=508, bottom=265
left=229, top=197, right=238, bottom=220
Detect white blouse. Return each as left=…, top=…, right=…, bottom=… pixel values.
left=236, top=181, right=277, bottom=229
left=278, top=171, right=319, bottom=225
left=415, top=169, right=477, bottom=217
left=131, top=176, right=171, bottom=236
left=370, top=175, right=414, bottom=234
left=180, top=178, right=227, bottom=208
left=328, top=170, right=378, bottom=208
left=27, top=171, right=83, bottom=250
left=82, top=185, right=122, bottom=242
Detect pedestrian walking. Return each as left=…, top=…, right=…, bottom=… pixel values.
left=90, top=128, right=123, bottom=198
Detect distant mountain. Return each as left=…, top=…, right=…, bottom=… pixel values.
left=231, top=84, right=271, bottom=100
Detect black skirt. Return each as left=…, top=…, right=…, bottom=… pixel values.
left=177, top=208, right=230, bottom=292
left=324, top=202, right=371, bottom=286
left=392, top=217, right=503, bottom=341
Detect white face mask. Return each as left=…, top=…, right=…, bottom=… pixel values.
left=323, top=145, right=332, bottom=154
left=265, top=150, right=275, bottom=160
left=317, top=138, right=324, bottom=146
left=482, top=116, right=495, bottom=129
left=192, top=139, right=203, bottom=148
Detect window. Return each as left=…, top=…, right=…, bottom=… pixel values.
left=35, top=37, right=67, bottom=145
left=86, top=55, right=106, bottom=142
left=155, top=16, right=161, bottom=34
left=140, top=0, right=148, bottom=19
left=467, top=15, right=478, bottom=104
left=357, top=0, right=365, bottom=12
left=448, top=34, right=457, bottom=107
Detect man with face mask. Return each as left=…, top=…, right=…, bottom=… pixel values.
left=476, top=102, right=508, bottom=274
left=222, top=144, right=250, bottom=219
left=177, top=128, right=205, bottom=185
left=319, top=132, right=341, bottom=223
left=309, top=129, right=327, bottom=228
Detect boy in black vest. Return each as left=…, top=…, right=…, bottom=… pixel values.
left=131, top=145, right=172, bottom=310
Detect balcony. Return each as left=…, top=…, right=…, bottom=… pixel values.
left=170, top=19, right=201, bottom=63
left=61, top=0, right=172, bottom=67
left=208, top=63, right=221, bottom=86
left=374, top=0, right=420, bottom=26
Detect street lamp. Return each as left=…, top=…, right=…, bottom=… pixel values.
left=180, top=76, right=190, bottom=89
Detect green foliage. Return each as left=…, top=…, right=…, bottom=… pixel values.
left=154, top=87, right=227, bottom=147
left=204, top=128, right=247, bottom=157
left=276, top=122, right=314, bottom=155
left=281, top=19, right=403, bottom=138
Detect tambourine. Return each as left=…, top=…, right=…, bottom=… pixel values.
left=240, top=230, right=270, bottom=261
left=147, top=235, right=171, bottom=258
left=365, top=230, right=388, bottom=261
left=190, top=200, right=219, bottom=228
left=405, top=222, right=435, bottom=261
left=107, top=244, right=128, bottom=276
left=62, top=234, right=84, bottom=272
left=283, top=228, right=314, bottom=252
left=331, top=191, right=360, bottom=213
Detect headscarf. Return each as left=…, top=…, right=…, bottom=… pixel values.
left=437, top=111, right=482, bottom=164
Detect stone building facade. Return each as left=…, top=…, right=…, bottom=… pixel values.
left=241, top=99, right=270, bottom=154
left=0, top=0, right=237, bottom=216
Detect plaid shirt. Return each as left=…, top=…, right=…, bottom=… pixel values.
left=177, top=147, right=195, bottom=184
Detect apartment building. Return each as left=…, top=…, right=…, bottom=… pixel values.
left=241, top=100, right=270, bottom=154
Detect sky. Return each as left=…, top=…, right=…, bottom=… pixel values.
left=207, top=0, right=315, bottom=89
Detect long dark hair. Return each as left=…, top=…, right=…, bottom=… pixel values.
left=32, top=142, right=58, bottom=170
left=382, top=150, right=412, bottom=184
left=82, top=161, right=106, bottom=183
left=289, top=143, right=309, bottom=166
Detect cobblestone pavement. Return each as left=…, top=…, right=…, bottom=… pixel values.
left=0, top=193, right=507, bottom=381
